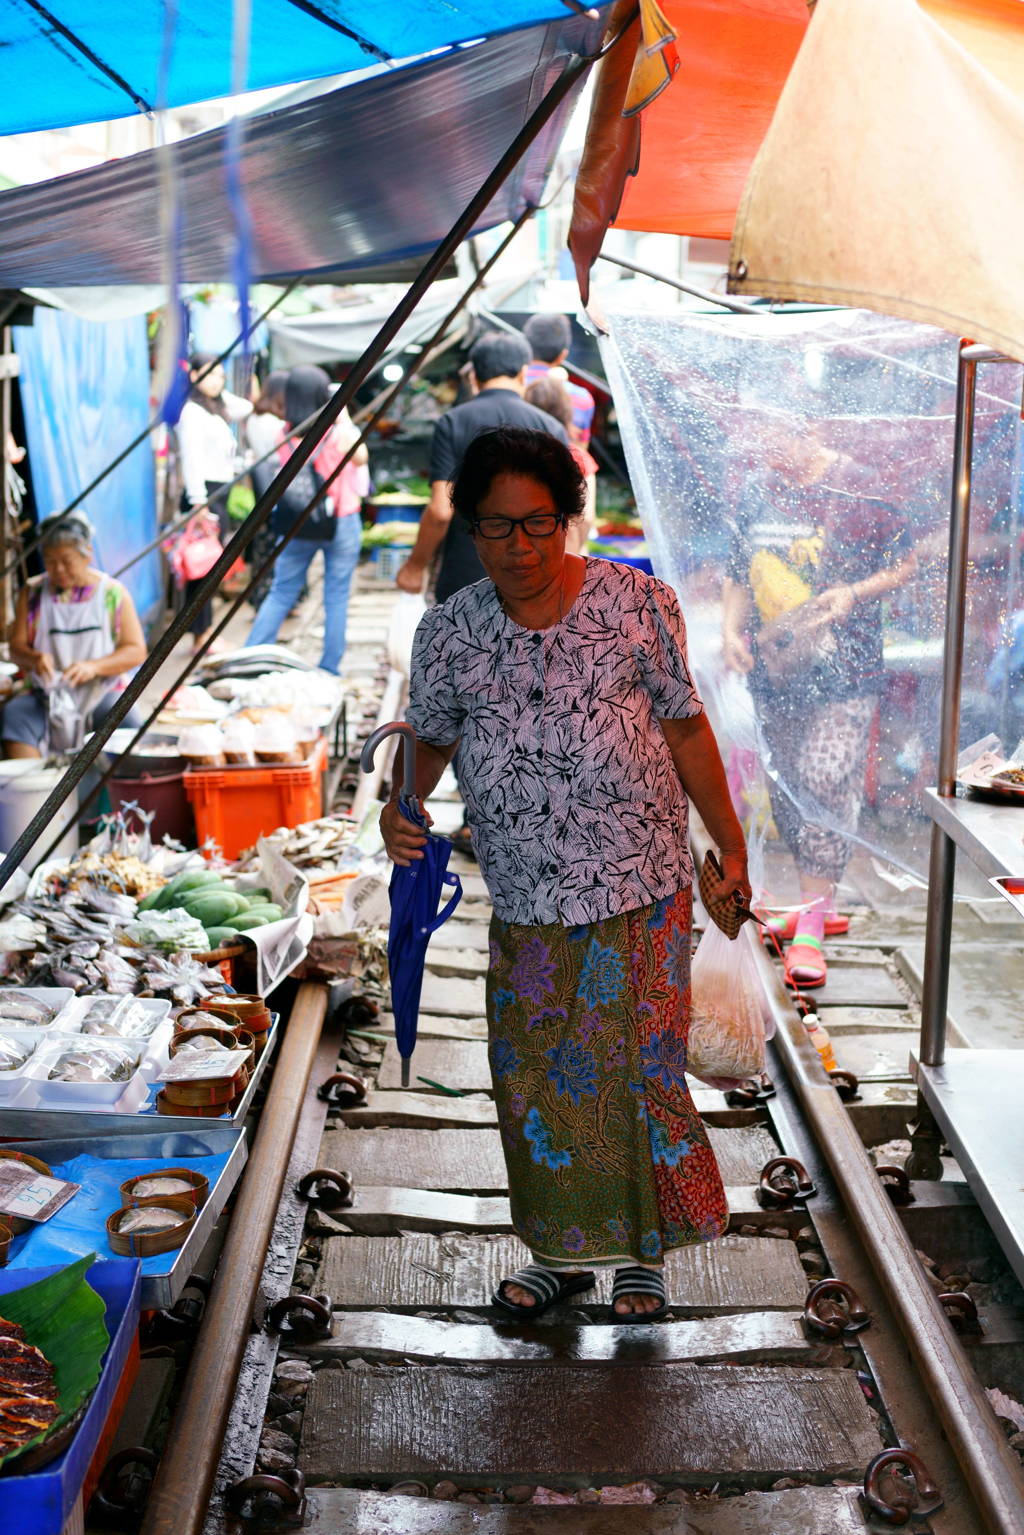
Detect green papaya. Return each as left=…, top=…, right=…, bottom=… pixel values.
left=155, top=868, right=222, bottom=909
left=222, top=910, right=272, bottom=931
left=203, top=925, right=238, bottom=949
left=136, top=887, right=166, bottom=912
left=236, top=903, right=283, bottom=924
left=183, top=890, right=249, bottom=926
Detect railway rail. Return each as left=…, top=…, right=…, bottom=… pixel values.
left=87, top=576, right=1024, bottom=1535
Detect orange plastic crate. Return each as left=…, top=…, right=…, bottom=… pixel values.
left=184, top=737, right=327, bottom=859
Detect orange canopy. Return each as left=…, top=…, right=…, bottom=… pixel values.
left=612, top=0, right=808, bottom=240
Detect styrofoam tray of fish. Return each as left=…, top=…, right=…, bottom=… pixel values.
left=0, top=987, right=75, bottom=1030
left=27, top=1034, right=146, bottom=1105
left=138, top=1020, right=174, bottom=1083
left=0, top=1028, right=50, bottom=1102
left=62, top=993, right=172, bottom=1042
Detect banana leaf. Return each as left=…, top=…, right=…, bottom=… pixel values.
left=0, top=1254, right=109, bottom=1471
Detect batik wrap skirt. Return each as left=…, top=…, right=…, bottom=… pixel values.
left=486, top=886, right=728, bottom=1270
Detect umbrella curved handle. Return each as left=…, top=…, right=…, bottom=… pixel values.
left=360, top=720, right=417, bottom=799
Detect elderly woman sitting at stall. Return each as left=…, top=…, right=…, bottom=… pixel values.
left=4, top=512, right=147, bottom=759
left=381, top=427, right=749, bottom=1322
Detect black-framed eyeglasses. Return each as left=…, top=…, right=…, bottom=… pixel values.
left=471, top=513, right=564, bottom=540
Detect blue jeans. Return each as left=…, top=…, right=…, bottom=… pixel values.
left=247, top=513, right=361, bottom=673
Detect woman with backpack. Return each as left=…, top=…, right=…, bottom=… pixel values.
left=245, top=366, right=368, bottom=674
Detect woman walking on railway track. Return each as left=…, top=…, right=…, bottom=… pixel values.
left=381, top=428, right=749, bottom=1321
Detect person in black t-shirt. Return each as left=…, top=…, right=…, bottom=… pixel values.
left=396, top=331, right=568, bottom=603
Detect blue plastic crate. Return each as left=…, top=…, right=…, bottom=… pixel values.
left=0, top=1258, right=140, bottom=1535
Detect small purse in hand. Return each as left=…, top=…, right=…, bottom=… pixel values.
left=698, top=850, right=758, bottom=940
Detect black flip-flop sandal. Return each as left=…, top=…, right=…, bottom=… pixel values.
left=611, top=1266, right=669, bottom=1324
left=493, top=1265, right=596, bottom=1318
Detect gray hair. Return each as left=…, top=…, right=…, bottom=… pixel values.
left=39, top=512, right=94, bottom=556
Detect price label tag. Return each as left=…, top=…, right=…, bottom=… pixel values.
left=0, top=1163, right=79, bottom=1223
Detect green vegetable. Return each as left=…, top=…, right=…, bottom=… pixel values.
left=222, top=904, right=282, bottom=931
left=237, top=903, right=283, bottom=924
left=203, top=926, right=239, bottom=949
left=155, top=868, right=222, bottom=909
left=183, top=890, right=249, bottom=925
left=136, top=887, right=166, bottom=912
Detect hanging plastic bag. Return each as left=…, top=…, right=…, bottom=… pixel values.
left=45, top=681, right=87, bottom=755
left=387, top=592, right=427, bottom=679
left=687, top=925, right=770, bottom=1088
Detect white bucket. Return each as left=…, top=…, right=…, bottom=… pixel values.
left=0, top=765, right=79, bottom=873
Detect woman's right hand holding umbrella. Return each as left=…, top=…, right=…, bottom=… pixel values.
left=380, top=796, right=434, bottom=866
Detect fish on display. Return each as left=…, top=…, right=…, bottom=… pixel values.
left=0, top=993, right=56, bottom=1027
left=0, top=1034, right=33, bottom=1072
left=47, top=1043, right=137, bottom=1083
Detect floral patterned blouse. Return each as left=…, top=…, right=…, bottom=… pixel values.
left=406, top=558, right=703, bottom=927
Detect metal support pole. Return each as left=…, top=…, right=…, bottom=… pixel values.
left=595, top=250, right=764, bottom=314
left=919, top=349, right=977, bottom=1069
left=141, top=983, right=328, bottom=1535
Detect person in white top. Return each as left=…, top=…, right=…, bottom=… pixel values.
left=175, top=355, right=253, bottom=648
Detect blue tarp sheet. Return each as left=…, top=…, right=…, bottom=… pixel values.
left=12, top=307, right=161, bottom=622
left=0, top=1, right=598, bottom=133
left=0, top=16, right=600, bottom=288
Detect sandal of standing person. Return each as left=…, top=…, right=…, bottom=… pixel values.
left=783, top=908, right=828, bottom=988
left=493, top=1265, right=595, bottom=1318
left=611, top=1266, right=668, bottom=1323
left=757, top=906, right=849, bottom=942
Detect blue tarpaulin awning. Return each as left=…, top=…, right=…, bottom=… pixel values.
left=0, top=16, right=601, bottom=288
left=0, top=1, right=603, bottom=134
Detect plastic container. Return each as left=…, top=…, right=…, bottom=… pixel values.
left=108, top=770, right=196, bottom=846
left=0, top=1258, right=140, bottom=1535
left=0, top=765, right=78, bottom=872
left=184, top=736, right=327, bottom=858
left=365, top=494, right=427, bottom=526
left=368, top=545, right=410, bottom=584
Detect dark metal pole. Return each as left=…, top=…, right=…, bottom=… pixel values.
left=595, top=250, right=764, bottom=314
left=919, top=348, right=977, bottom=1069
left=141, top=983, right=328, bottom=1535
left=0, top=280, right=299, bottom=584
left=35, top=205, right=539, bottom=864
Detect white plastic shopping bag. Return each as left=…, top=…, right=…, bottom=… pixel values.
left=387, top=592, right=427, bottom=678
left=687, top=924, right=770, bottom=1088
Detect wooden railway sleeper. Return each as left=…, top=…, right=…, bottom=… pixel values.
left=861, top=1449, right=944, bottom=1525
left=804, top=1278, right=872, bottom=1339
left=757, top=1155, right=818, bottom=1209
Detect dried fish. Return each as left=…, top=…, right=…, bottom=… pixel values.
left=141, top=953, right=224, bottom=1005
left=0, top=992, right=56, bottom=1027
left=0, top=1034, right=33, bottom=1072
left=47, top=1043, right=137, bottom=1083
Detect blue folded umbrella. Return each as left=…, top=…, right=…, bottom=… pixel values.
left=361, top=723, right=463, bottom=1086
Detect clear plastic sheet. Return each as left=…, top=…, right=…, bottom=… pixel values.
left=599, top=305, right=1024, bottom=908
